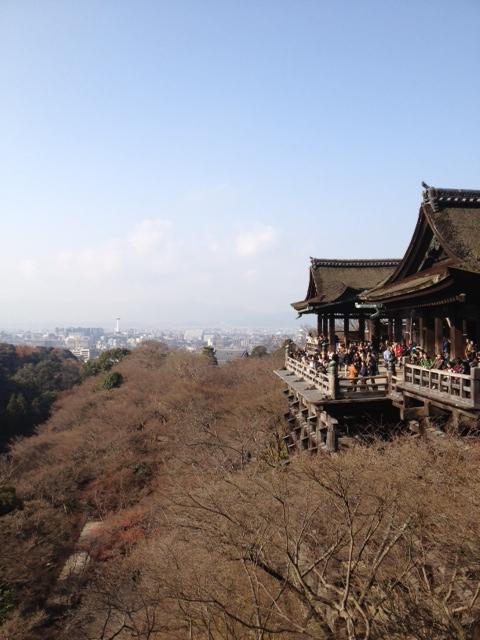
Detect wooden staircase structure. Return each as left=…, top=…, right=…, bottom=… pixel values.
left=276, top=356, right=480, bottom=455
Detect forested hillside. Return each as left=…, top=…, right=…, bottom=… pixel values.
left=0, top=344, right=81, bottom=448
left=1, top=343, right=480, bottom=639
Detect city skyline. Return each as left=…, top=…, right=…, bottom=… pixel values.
left=0, top=322, right=302, bottom=365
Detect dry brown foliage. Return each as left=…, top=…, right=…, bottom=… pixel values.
left=0, top=345, right=283, bottom=637
left=2, top=344, right=480, bottom=639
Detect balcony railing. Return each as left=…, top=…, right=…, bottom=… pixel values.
left=285, top=356, right=330, bottom=394
left=401, top=363, right=480, bottom=409
left=285, top=356, right=480, bottom=410
left=285, top=356, right=389, bottom=400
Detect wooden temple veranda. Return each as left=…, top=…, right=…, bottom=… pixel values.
left=275, top=184, right=480, bottom=453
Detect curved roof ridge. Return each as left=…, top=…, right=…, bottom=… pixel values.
left=422, top=183, right=480, bottom=212
left=310, top=258, right=401, bottom=268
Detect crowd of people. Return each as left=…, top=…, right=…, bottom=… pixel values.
left=289, top=331, right=480, bottom=382
left=401, top=338, right=479, bottom=375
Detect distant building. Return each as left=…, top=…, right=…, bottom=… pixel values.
left=71, top=347, right=91, bottom=362
left=184, top=329, right=204, bottom=341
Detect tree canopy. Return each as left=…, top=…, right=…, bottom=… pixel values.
left=81, top=348, right=130, bottom=379
left=250, top=344, right=268, bottom=358
left=0, top=344, right=81, bottom=448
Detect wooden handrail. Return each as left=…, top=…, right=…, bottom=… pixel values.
left=285, top=356, right=388, bottom=399
left=402, top=363, right=479, bottom=408
left=405, top=363, right=471, bottom=380
left=284, top=356, right=480, bottom=410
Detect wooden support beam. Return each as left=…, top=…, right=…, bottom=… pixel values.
left=451, top=411, right=460, bottom=434
left=472, top=367, right=480, bottom=409
left=424, top=316, right=435, bottom=356
left=450, top=317, right=464, bottom=359
left=322, top=316, right=328, bottom=337
left=326, top=425, right=337, bottom=452
left=388, top=318, right=394, bottom=342
left=405, top=317, right=412, bottom=345
left=475, top=319, right=480, bottom=348
left=329, top=315, right=335, bottom=351
left=418, top=317, right=424, bottom=350
left=418, top=316, right=434, bottom=354
left=394, top=316, right=403, bottom=343
left=411, top=318, right=419, bottom=345
left=358, top=315, right=365, bottom=341
left=343, top=316, right=350, bottom=345
left=434, top=317, right=444, bottom=355
left=372, top=318, right=381, bottom=349
left=367, top=319, right=374, bottom=342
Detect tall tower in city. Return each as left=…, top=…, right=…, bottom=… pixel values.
left=115, top=317, right=120, bottom=334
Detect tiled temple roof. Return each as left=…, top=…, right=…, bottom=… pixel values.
left=361, top=183, right=480, bottom=303
left=292, top=259, right=400, bottom=312
left=310, top=259, right=400, bottom=269
left=422, top=182, right=480, bottom=212
left=362, top=268, right=450, bottom=302
left=291, top=184, right=480, bottom=315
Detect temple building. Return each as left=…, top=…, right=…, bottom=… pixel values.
left=275, top=184, right=480, bottom=455
left=360, top=184, right=480, bottom=358
left=291, top=259, right=400, bottom=348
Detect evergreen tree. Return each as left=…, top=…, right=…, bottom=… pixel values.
left=250, top=345, right=268, bottom=358
left=202, top=346, right=218, bottom=365
left=5, top=393, right=29, bottom=436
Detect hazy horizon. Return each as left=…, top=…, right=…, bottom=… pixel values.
left=1, top=1, right=479, bottom=327
left=0, top=318, right=310, bottom=332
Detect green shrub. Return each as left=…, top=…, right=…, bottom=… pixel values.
left=201, top=346, right=218, bottom=365
left=102, top=371, right=124, bottom=390
left=82, top=348, right=130, bottom=379
left=0, top=582, right=14, bottom=623
left=0, top=486, right=23, bottom=517
left=129, top=462, right=152, bottom=480
left=250, top=345, right=268, bottom=358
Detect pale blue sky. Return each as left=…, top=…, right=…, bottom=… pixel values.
left=1, top=1, right=479, bottom=327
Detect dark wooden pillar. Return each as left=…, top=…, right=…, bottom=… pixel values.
left=343, top=316, right=349, bottom=345
left=329, top=315, right=335, bottom=350
left=424, top=316, right=435, bottom=356
left=358, top=315, right=366, bottom=342
left=394, top=316, right=403, bottom=343
left=418, top=317, right=424, bottom=350
left=372, top=318, right=381, bottom=349
left=388, top=318, right=394, bottom=343
left=434, top=317, right=444, bottom=355
left=405, top=318, right=412, bottom=346
left=326, top=425, right=337, bottom=452
left=475, top=319, right=480, bottom=349
left=411, top=318, right=419, bottom=345
left=367, top=319, right=374, bottom=343
left=450, top=317, right=464, bottom=359
left=322, top=315, right=328, bottom=337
